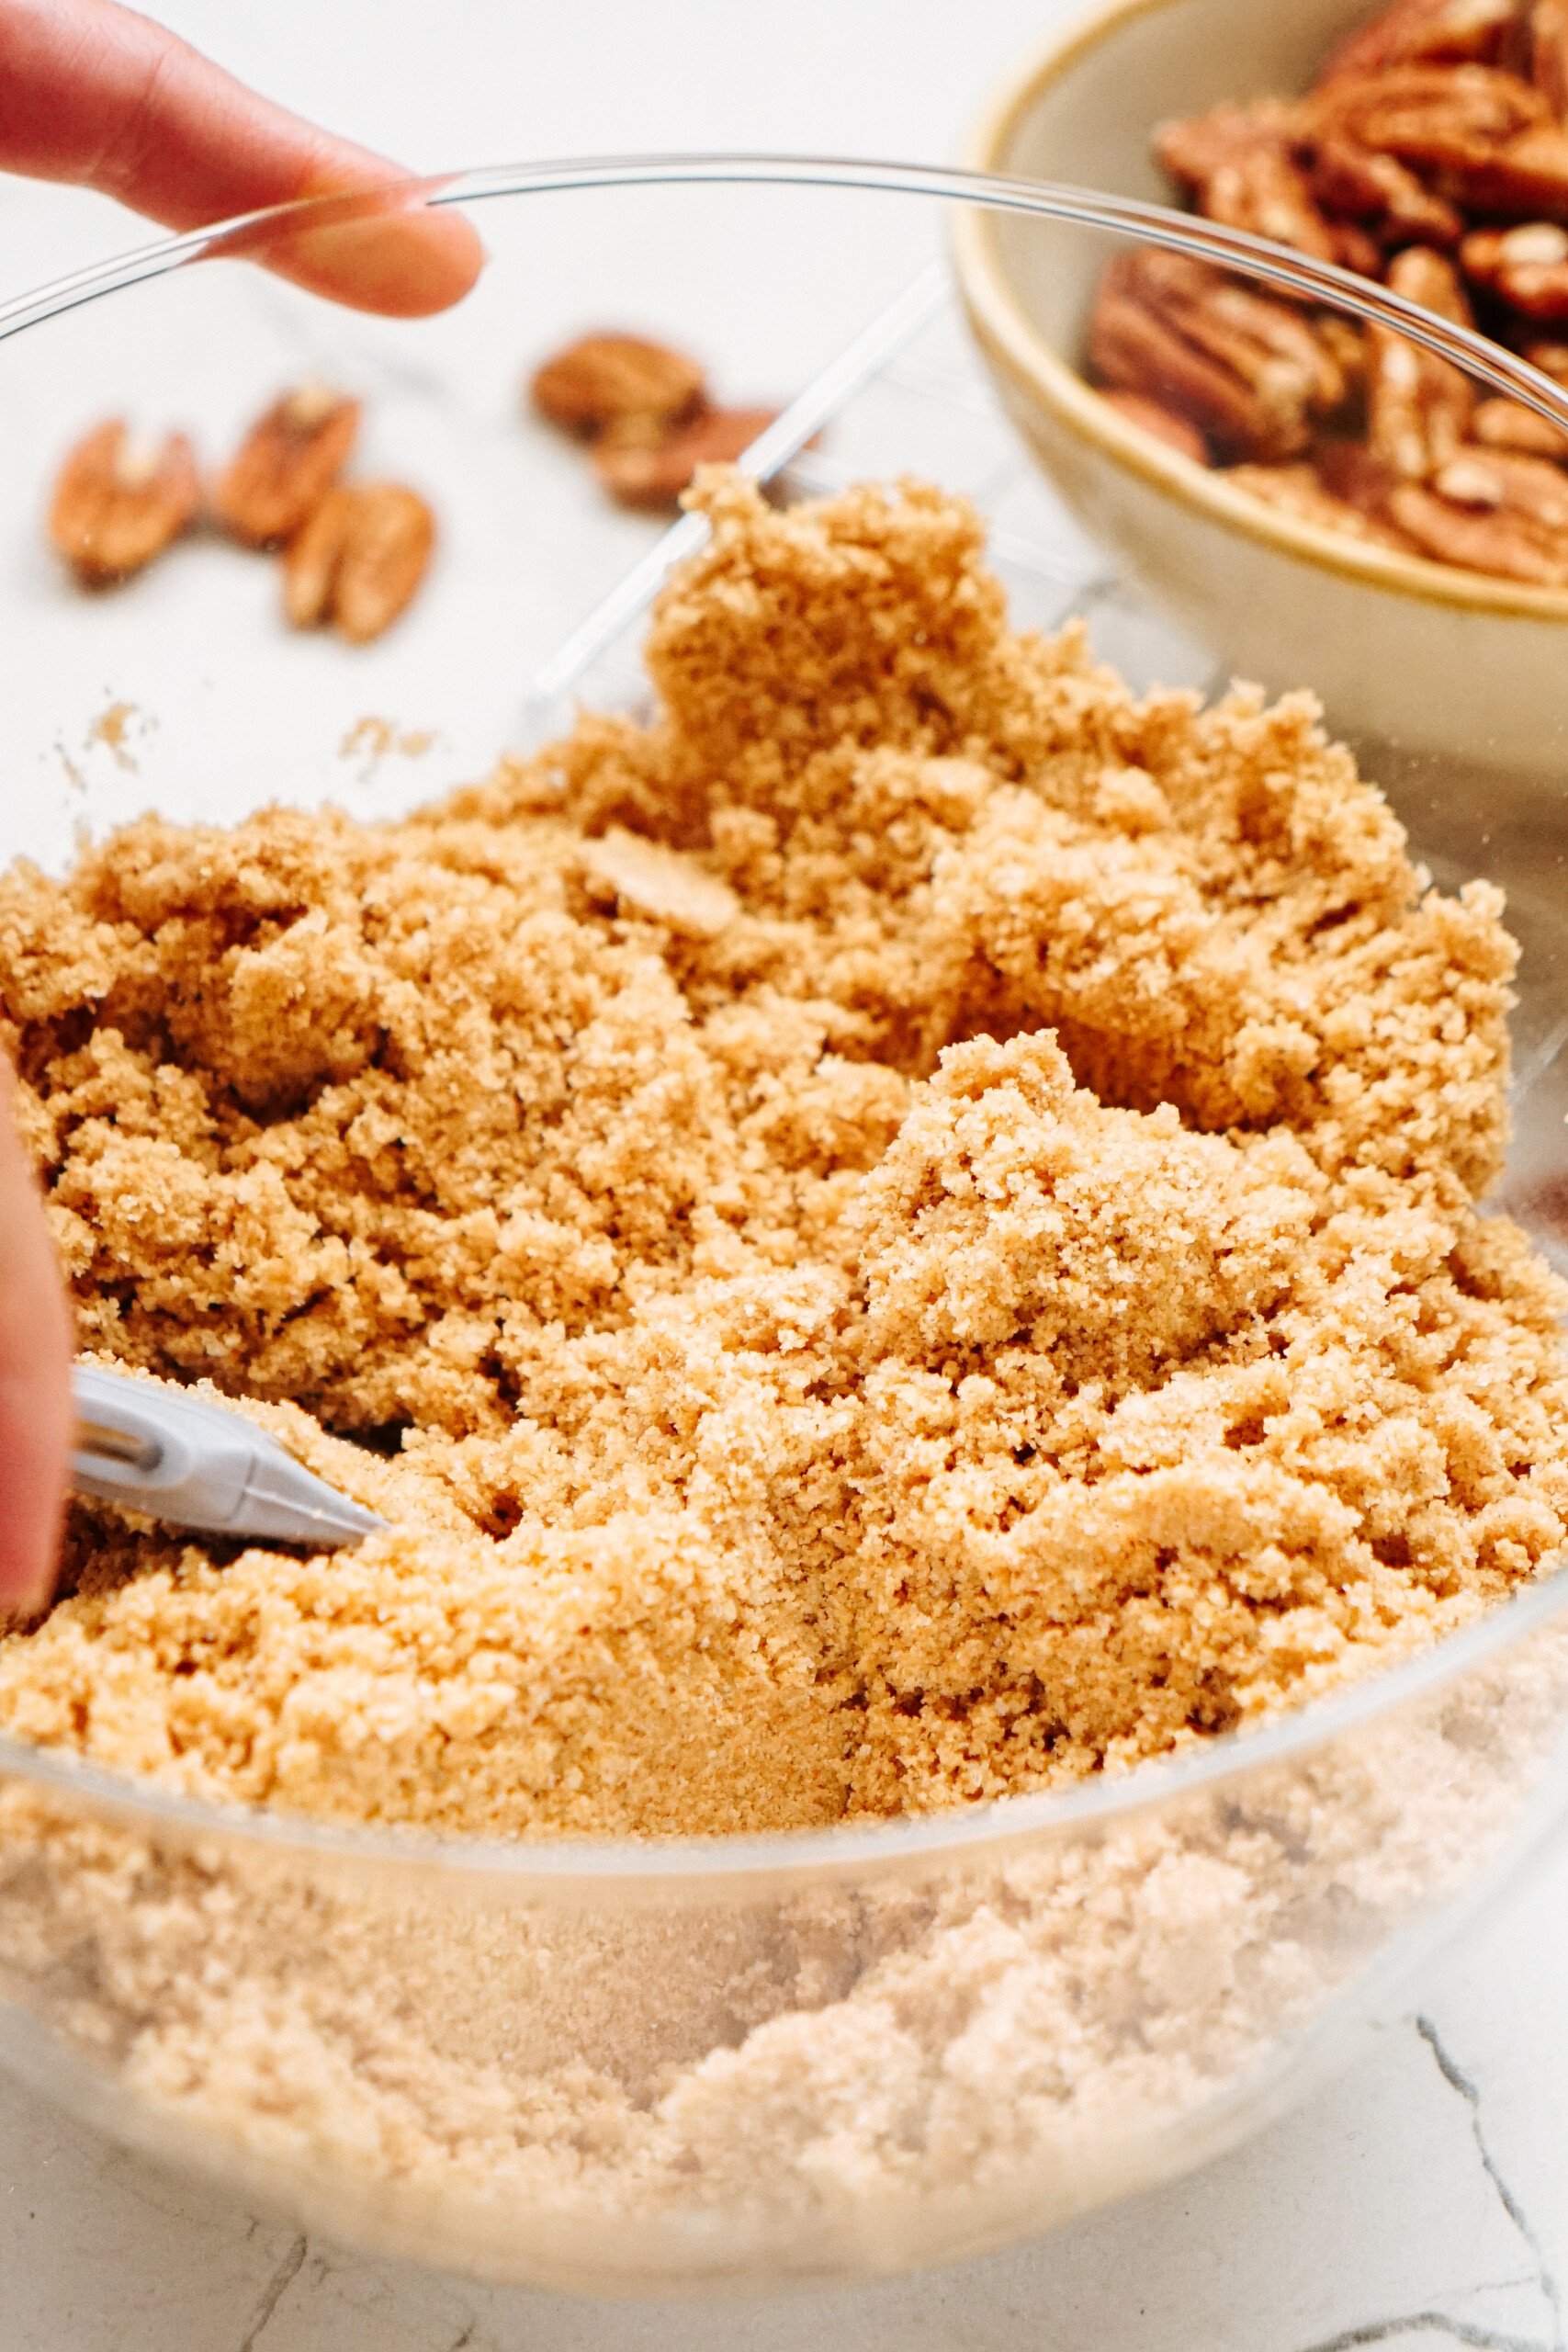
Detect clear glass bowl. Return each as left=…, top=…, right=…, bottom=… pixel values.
left=3, top=164, right=1568, bottom=2297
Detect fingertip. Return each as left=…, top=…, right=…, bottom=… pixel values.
left=0, top=1065, right=73, bottom=1621
left=384, top=208, right=487, bottom=318
left=0, top=1373, right=69, bottom=1622
left=240, top=203, right=486, bottom=319
left=0, top=1565, right=57, bottom=1624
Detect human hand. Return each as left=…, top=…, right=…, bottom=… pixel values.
left=0, top=1069, right=73, bottom=1613
left=0, top=0, right=484, bottom=1608
left=0, top=0, right=484, bottom=313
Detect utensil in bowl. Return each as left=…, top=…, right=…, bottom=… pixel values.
left=71, top=1363, right=385, bottom=1545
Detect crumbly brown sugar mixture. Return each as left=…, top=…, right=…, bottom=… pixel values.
left=0, top=473, right=1564, bottom=1839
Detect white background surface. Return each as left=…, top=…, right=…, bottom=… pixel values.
left=3, top=3, right=1568, bottom=2346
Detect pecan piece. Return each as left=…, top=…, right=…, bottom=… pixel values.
left=283, top=482, right=434, bottom=643
left=1472, top=390, right=1568, bottom=450
left=592, top=407, right=780, bottom=510
left=1329, top=219, right=1390, bottom=275
left=1307, top=135, right=1465, bottom=248
left=1509, top=329, right=1568, bottom=375
left=214, top=383, right=360, bottom=548
left=1305, top=65, right=1550, bottom=168
left=1087, top=252, right=1347, bottom=464
left=1224, top=459, right=1421, bottom=547
left=1461, top=220, right=1568, bottom=312
left=1388, top=442, right=1568, bottom=575
left=1318, top=0, right=1529, bottom=83
left=581, top=830, right=739, bottom=937
left=1367, top=249, right=1478, bottom=477
left=1443, top=441, right=1568, bottom=512
left=1156, top=103, right=1339, bottom=259
left=1317, top=437, right=1410, bottom=521
left=1431, top=122, right=1568, bottom=216
left=1532, top=0, right=1568, bottom=118
left=1390, top=242, right=1478, bottom=322
left=531, top=334, right=705, bottom=440
left=48, top=420, right=200, bottom=585
left=1155, top=100, right=1296, bottom=187
left=1100, top=390, right=1212, bottom=462
left=1316, top=312, right=1371, bottom=391
left=1366, top=326, right=1473, bottom=476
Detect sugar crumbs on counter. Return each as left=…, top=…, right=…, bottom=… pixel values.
left=0, top=471, right=1564, bottom=1839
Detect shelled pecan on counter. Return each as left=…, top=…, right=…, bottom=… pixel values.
left=529, top=332, right=784, bottom=511
left=1087, top=0, right=1568, bottom=584
left=47, top=385, right=434, bottom=641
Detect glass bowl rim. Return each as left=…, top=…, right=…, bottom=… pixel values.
left=7, top=153, right=1568, bottom=435
left=6, top=155, right=1568, bottom=1888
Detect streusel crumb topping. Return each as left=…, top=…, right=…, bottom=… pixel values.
left=0, top=473, right=1562, bottom=1838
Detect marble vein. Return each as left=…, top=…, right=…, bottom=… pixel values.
left=1416, top=2016, right=1563, bottom=2352
left=1293, top=2318, right=1550, bottom=2350
left=233, top=2232, right=307, bottom=2352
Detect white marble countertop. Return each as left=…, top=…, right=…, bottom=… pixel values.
left=2, top=3, right=1567, bottom=2345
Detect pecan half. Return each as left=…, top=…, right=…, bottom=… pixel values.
left=1472, top=390, right=1568, bottom=450
left=1318, top=0, right=1529, bottom=83
left=48, top=420, right=200, bottom=585
left=1088, top=252, right=1347, bottom=464
left=1316, top=312, right=1371, bottom=393
left=1533, top=0, right=1568, bottom=117
left=1391, top=242, right=1478, bottom=322
left=1155, top=100, right=1298, bottom=187
left=1330, top=219, right=1391, bottom=274
left=1511, top=328, right=1568, bottom=374
left=531, top=334, right=705, bottom=440
left=1100, top=389, right=1212, bottom=462
left=1367, top=249, right=1478, bottom=477
left=1388, top=441, right=1568, bottom=574
left=1156, top=103, right=1339, bottom=259
left=283, top=482, right=434, bottom=642
left=1317, top=437, right=1411, bottom=521
left=1307, top=134, right=1465, bottom=247
left=1461, top=219, right=1568, bottom=311
left=1431, top=121, right=1568, bottom=216
left=1444, top=441, right=1568, bottom=511
left=1225, top=459, right=1421, bottom=546
left=214, top=383, right=360, bottom=548
left=1305, top=65, right=1550, bottom=167
left=1367, top=327, right=1477, bottom=475
left=592, top=407, right=780, bottom=510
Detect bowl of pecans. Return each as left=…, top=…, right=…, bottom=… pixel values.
left=954, top=0, right=1568, bottom=794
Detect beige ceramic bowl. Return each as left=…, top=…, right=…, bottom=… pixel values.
left=953, top=0, right=1568, bottom=792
